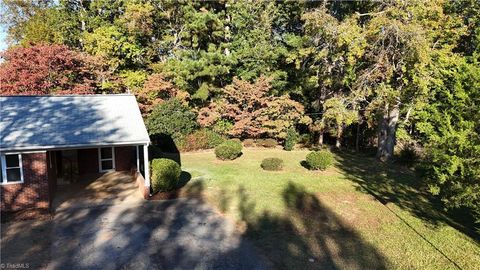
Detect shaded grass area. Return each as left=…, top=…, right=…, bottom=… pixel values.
left=335, top=151, right=479, bottom=238
left=181, top=148, right=480, bottom=270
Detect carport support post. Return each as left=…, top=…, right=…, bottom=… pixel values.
left=143, top=144, right=150, bottom=191
left=136, top=145, right=140, bottom=172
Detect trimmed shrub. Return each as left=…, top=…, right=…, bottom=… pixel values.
left=284, top=128, right=298, bottom=151
left=243, top=139, right=255, bottom=147
left=305, top=150, right=334, bottom=170
left=151, top=158, right=182, bottom=193
left=215, top=140, right=243, bottom=160
left=261, top=158, right=283, bottom=171
left=257, top=138, right=277, bottom=148
left=176, top=129, right=225, bottom=152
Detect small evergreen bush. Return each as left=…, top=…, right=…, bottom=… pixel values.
left=305, top=150, right=334, bottom=170
left=151, top=158, right=182, bottom=193
left=261, top=158, right=283, bottom=171
left=215, top=140, right=243, bottom=160
left=284, top=128, right=298, bottom=151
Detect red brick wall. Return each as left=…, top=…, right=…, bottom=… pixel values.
left=78, top=148, right=99, bottom=174
left=115, top=146, right=136, bottom=171
left=134, top=172, right=149, bottom=199
left=1, top=152, right=49, bottom=211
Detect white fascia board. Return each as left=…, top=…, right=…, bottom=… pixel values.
left=0, top=141, right=151, bottom=153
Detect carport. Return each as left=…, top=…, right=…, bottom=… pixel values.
left=52, top=171, right=143, bottom=210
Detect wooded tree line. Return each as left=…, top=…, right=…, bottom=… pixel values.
left=0, top=0, right=479, bottom=225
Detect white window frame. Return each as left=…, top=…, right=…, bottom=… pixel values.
left=98, top=147, right=115, bottom=173
left=1, top=153, right=24, bottom=185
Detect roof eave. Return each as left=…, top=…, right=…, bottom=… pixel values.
left=0, top=140, right=151, bottom=153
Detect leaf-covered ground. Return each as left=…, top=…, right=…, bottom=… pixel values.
left=180, top=148, right=480, bottom=270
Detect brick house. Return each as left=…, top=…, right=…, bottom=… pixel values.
left=0, top=95, right=151, bottom=212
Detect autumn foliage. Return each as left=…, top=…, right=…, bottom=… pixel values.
left=0, top=44, right=102, bottom=95
left=198, top=76, right=311, bottom=139
left=135, top=73, right=190, bottom=115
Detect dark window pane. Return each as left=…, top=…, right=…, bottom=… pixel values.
left=101, top=148, right=113, bottom=159
left=5, top=154, right=19, bottom=167
left=0, top=161, right=3, bottom=182
left=6, top=168, right=21, bottom=182
left=101, top=160, right=113, bottom=170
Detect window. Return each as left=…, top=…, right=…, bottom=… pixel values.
left=1, top=154, right=24, bottom=184
left=98, top=147, right=115, bottom=172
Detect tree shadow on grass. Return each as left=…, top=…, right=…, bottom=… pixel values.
left=209, top=181, right=389, bottom=270
left=334, top=151, right=480, bottom=242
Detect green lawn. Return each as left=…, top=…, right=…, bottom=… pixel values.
left=179, top=148, right=480, bottom=270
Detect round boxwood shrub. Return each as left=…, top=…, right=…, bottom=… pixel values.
left=305, top=150, right=334, bottom=170
left=151, top=158, right=181, bottom=193
left=261, top=158, right=283, bottom=171
left=215, top=140, right=243, bottom=160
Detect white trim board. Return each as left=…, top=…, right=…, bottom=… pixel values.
left=1, top=141, right=150, bottom=153
left=1, top=153, right=24, bottom=185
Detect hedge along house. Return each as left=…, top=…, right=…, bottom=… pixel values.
left=0, top=95, right=151, bottom=212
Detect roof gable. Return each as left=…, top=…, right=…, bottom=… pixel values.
left=0, top=95, right=150, bottom=151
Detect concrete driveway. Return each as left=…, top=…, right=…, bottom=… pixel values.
left=47, top=198, right=271, bottom=270
left=2, top=172, right=271, bottom=270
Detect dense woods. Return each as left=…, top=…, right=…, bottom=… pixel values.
left=0, top=0, right=479, bottom=227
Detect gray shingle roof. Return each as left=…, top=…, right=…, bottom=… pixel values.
left=0, top=95, right=150, bottom=151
